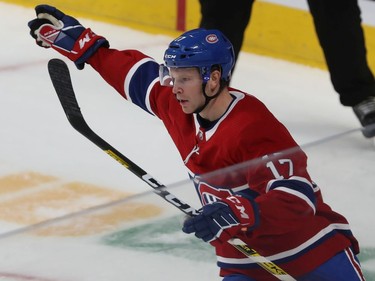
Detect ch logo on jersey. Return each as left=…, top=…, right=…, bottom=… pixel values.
left=197, top=182, right=233, bottom=205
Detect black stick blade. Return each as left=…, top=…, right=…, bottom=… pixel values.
left=48, top=59, right=85, bottom=126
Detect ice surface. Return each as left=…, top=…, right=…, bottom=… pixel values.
left=0, top=2, right=374, bottom=280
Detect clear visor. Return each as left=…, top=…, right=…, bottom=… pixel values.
left=159, top=64, right=173, bottom=87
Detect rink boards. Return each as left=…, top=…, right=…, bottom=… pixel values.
left=3, top=0, right=375, bottom=71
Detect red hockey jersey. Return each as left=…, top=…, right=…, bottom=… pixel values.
left=88, top=48, right=359, bottom=280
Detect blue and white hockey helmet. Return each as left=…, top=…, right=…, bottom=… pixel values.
left=160, top=28, right=235, bottom=86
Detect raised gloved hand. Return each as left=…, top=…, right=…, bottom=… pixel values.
left=28, top=5, right=109, bottom=69
left=182, top=195, right=258, bottom=246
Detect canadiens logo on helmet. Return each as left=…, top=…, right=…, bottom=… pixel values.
left=206, top=34, right=219, bottom=44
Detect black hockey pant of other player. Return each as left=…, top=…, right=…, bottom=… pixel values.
left=199, top=0, right=375, bottom=106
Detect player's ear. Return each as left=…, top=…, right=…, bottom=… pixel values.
left=209, top=68, right=222, bottom=87
left=211, top=64, right=224, bottom=82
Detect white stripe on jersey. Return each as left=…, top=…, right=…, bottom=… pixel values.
left=217, top=223, right=352, bottom=265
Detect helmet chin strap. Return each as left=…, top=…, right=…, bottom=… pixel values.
left=194, top=81, right=225, bottom=114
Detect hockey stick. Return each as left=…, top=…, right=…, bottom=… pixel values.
left=47, top=58, right=296, bottom=281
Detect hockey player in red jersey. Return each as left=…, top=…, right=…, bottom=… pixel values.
left=28, top=5, right=365, bottom=280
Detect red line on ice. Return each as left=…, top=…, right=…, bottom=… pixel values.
left=0, top=60, right=48, bottom=72
left=0, top=272, right=61, bottom=281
